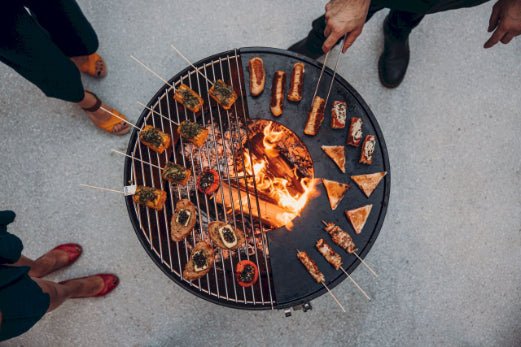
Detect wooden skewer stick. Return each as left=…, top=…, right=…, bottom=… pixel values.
left=339, top=267, right=371, bottom=301
left=98, top=106, right=141, bottom=130
left=170, top=44, right=215, bottom=86
left=80, top=184, right=124, bottom=194
left=296, top=249, right=346, bottom=313
left=111, top=149, right=163, bottom=170
left=321, top=220, right=379, bottom=278
left=136, top=101, right=179, bottom=126
left=324, top=33, right=347, bottom=106
left=130, top=55, right=176, bottom=89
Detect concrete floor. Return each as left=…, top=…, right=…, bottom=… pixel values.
left=1, top=0, right=520, bottom=346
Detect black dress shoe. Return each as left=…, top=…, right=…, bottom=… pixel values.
left=288, top=38, right=324, bottom=60
left=378, top=16, right=410, bottom=88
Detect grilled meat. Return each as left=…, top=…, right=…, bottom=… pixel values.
left=304, top=96, right=325, bottom=136
left=248, top=57, right=265, bottom=96
left=270, top=70, right=286, bottom=116
left=297, top=250, right=325, bottom=283
left=316, top=239, right=342, bottom=270
left=287, top=63, right=304, bottom=102
left=323, top=221, right=357, bottom=254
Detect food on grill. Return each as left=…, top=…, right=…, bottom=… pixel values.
left=171, top=199, right=197, bottom=242
left=304, top=96, right=325, bottom=136
left=248, top=57, right=265, bottom=96
left=173, top=84, right=204, bottom=113
left=287, top=62, right=304, bottom=102
left=197, top=168, right=220, bottom=195
left=345, top=204, right=372, bottom=234
left=297, top=250, right=325, bottom=284
left=132, top=186, right=167, bottom=211
left=161, top=162, right=191, bottom=186
left=331, top=101, right=347, bottom=129
left=316, top=239, right=342, bottom=270
left=183, top=241, right=215, bottom=281
left=235, top=260, right=259, bottom=287
left=270, top=70, right=286, bottom=116
left=360, top=135, right=376, bottom=165
left=322, top=179, right=350, bottom=211
left=177, top=120, right=209, bottom=147
left=321, top=145, right=346, bottom=173
left=209, top=79, right=238, bottom=110
left=323, top=221, right=357, bottom=254
left=351, top=172, right=387, bottom=198
left=139, top=125, right=171, bottom=154
left=347, top=117, right=363, bottom=147
left=208, top=221, right=245, bottom=250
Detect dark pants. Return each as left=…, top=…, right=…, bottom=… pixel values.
left=0, top=0, right=99, bottom=102
left=306, top=0, right=491, bottom=53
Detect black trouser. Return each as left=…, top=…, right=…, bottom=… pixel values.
left=306, top=0, right=491, bottom=53
left=0, top=0, right=99, bottom=102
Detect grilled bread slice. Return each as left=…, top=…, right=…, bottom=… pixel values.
left=351, top=172, right=387, bottom=197
left=321, top=145, right=346, bottom=173
left=183, top=241, right=215, bottom=281
left=139, top=125, right=172, bottom=154
left=208, top=221, right=246, bottom=250
left=345, top=204, right=372, bottom=234
left=323, top=179, right=350, bottom=211
left=171, top=199, right=197, bottom=242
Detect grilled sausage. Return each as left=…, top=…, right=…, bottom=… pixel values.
left=248, top=57, right=265, bottom=96
left=304, top=96, right=325, bottom=136
left=360, top=135, right=376, bottom=165
left=297, top=250, right=325, bottom=283
left=316, top=239, right=343, bottom=270
left=177, top=120, right=209, bottom=147
left=347, top=117, right=363, bottom=147
left=270, top=70, right=286, bottom=117
left=287, top=62, right=305, bottom=102
left=323, top=221, right=357, bottom=254
left=331, top=101, right=347, bottom=129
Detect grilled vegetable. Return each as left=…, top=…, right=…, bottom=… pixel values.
left=132, top=186, right=167, bottom=211
left=173, top=84, right=204, bottom=113
left=297, top=250, right=325, bottom=283
left=161, top=162, right=191, bottom=185
left=171, top=199, right=197, bottom=242
left=177, top=120, right=208, bottom=147
left=316, top=239, right=342, bottom=270
left=236, top=260, right=259, bottom=287
left=208, top=221, right=245, bottom=250
left=183, top=241, right=215, bottom=281
left=139, top=125, right=171, bottom=154
left=197, top=168, right=220, bottom=195
left=209, top=79, right=237, bottom=110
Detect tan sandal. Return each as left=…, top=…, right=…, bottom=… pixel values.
left=77, top=53, right=107, bottom=78
left=82, top=91, right=130, bottom=136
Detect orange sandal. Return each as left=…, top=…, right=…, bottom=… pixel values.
left=76, top=53, right=107, bottom=78
left=82, top=91, right=130, bottom=136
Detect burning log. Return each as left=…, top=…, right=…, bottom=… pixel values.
left=215, top=182, right=291, bottom=229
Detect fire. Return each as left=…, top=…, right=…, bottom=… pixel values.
left=241, top=121, right=319, bottom=229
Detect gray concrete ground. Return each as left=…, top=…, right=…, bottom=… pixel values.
left=1, top=0, right=520, bottom=346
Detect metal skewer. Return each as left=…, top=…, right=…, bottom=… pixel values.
left=111, top=149, right=163, bottom=170
left=80, top=184, right=125, bottom=194
left=136, top=101, right=179, bottom=126
left=338, top=267, right=371, bottom=301
left=170, top=44, right=215, bottom=87
left=296, top=249, right=346, bottom=313
left=321, top=220, right=378, bottom=278
left=130, top=55, right=176, bottom=89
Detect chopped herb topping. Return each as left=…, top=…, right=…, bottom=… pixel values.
left=239, top=265, right=255, bottom=283
left=137, top=187, right=156, bottom=203
left=141, top=128, right=163, bottom=147
left=212, top=80, right=233, bottom=101
left=180, top=89, right=200, bottom=108
left=163, top=163, right=187, bottom=182
left=180, top=121, right=202, bottom=140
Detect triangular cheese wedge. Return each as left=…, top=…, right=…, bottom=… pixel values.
left=321, top=145, right=346, bottom=173
left=351, top=172, right=387, bottom=197
left=323, top=179, right=350, bottom=210
left=345, top=204, right=372, bottom=234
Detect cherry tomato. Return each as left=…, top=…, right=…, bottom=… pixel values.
left=236, top=260, right=259, bottom=287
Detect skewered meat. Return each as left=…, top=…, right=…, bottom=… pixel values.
left=183, top=241, right=215, bottom=281
left=331, top=101, right=347, bottom=129
left=161, top=162, right=191, bottom=185
left=177, top=120, right=209, bottom=147
left=139, top=125, right=171, bottom=154
left=173, top=84, right=204, bottom=113
left=270, top=70, right=286, bottom=116
left=208, top=221, right=246, bottom=250
left=287, top=63, right=304, bottom=102
left=316, top=239, right=342, bottom=270
left=297, top=250, right=325, bottom=283
left=360, top=135, right=376, bottom=165
left=171, top=199, right=196, bottom=242
left=347, top=117, right=363, bottom=147
left=248, top=57, right=265, bottom=96
left=132, top=186, right=167, bottom=211
left=323, top=221, right=357, bottom=254
left=209, top=79, right=238, bottom=110
left=304, top=96, right=325, bottom=136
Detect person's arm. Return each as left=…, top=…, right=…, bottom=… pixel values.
left=484, top=0, right=521, bottom=48
left=322, top=0, right=371, bottom=54
left=0, top=211, right=23, bottom=264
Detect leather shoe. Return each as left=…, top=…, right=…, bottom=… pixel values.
left=378, top=16, right=410, bottom=88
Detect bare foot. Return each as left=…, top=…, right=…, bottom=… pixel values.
left=78, top=92, right=130, bottom=135
left=62, top=276, right=105, bottom=298
left=71, top=55, right=107, bottom=78
left=30, top=249, right=71, bottom=278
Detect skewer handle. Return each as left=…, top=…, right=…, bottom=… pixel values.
left=137, top=101, right=179, bottom=126
left=340, top=267, right=371, bottom=301
left=321, top=282, right=346, bottom=313
left=170, top=44, right=214, bottom=86
left=80, top=184, right=124, bottom=194
left=130, top=55, right=175, bottom=89
left=353, top=252, right=378, bottom=278
left=111, top=149, right=163, bottom=170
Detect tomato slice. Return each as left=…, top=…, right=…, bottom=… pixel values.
left=197, top=168, right=220, bottom=195
left=236, top=260, right=259, bottom=287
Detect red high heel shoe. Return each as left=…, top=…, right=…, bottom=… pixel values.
left=52, top=243, right=82, bottom=265
left=94, top=274, right=119, bottom=297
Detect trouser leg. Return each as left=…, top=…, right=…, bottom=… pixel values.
left=23, top=0, right=99, bottom=57
left=32, top=278, right=71, bottom=312
left=385, top=10, right=425, bottom=40
left=0, top=5, right=85, bottom=102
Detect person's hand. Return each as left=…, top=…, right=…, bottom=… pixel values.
left=484, top=0, right=521, bottom=48
left=322, top=0, right=371, bottom=54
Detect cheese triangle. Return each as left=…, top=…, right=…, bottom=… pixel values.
left=323, top=179, right=350, bottom=210
left=321, top=145, right=346, bottom=173
left=351, top=172, right=387, bottom=197
left=345, top=204, right=372, bottom=234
